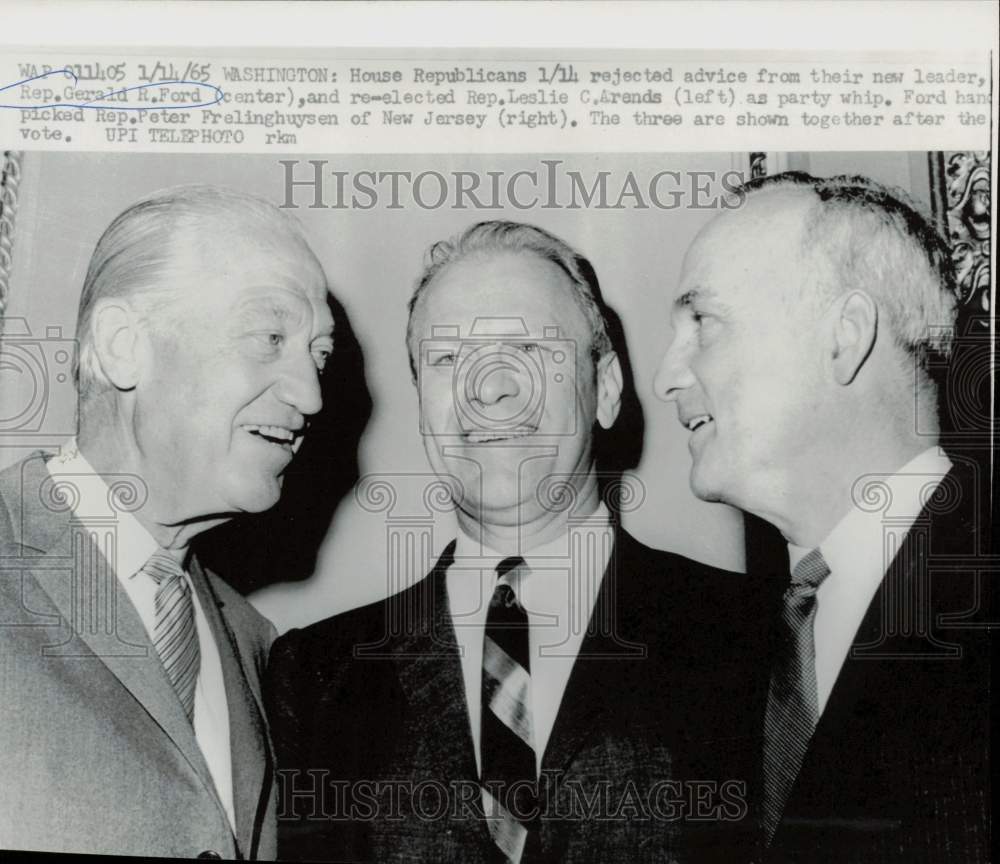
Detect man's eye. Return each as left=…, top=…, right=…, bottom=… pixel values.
left=430, top=351, right=456, bottom=367
left=253, top=332, right=285, bottom=349
left=517, top=342, right=538, bottom=353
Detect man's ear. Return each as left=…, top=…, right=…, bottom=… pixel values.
left=595, top=351, right=623, bottom=429
left=91, top=299, right=143, bottom=391
left=830, top=290, right=878, bottom=386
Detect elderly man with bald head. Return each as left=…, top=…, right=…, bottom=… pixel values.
left=656, top=172, right=991, bottom=863
left=0, top=185, right=335, bottom=858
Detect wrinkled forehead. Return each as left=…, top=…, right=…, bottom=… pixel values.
left=417, top=249, right=588, bottom=340
left=174, top=214, right=329, bottom=304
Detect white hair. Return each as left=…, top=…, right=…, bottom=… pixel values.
left=740, top=172, right=958, bottom=374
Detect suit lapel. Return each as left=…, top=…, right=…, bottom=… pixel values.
left=25, top=542, right=227, bottom=800
left=804, top=472, right=950, bottom=757
left=777, top=467, right=966, bottom=838
left=541, top=655, right=614, bottom=777
left=388, top=543, right=488, bottom=840
left=190, top=558, right=271, bottom=858
left=14, top=454, right=229, bottom=831
left=779, top=585, right=894, bottom=828
left=541, top=530, right=641, bottom=775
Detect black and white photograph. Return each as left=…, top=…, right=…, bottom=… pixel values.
left=0, top=3, right=995, bottom=863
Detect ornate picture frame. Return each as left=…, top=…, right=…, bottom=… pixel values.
left=928, top=150, right=992, bottom=328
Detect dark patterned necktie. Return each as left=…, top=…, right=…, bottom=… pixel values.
left=142, top=550, right=200, bottom=723
left=481, top=556, right=536, bottom=863
left=762, top=547, right=831, bottom=844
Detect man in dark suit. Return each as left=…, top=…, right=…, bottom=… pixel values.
left=655, top=172, right=992, bottom=863
left=0, top=185, right=335, bottom=858
left=267, top=221, right=764, bottom=862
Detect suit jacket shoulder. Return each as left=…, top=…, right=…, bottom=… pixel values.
left=611, top=529, right=769, bottom=720
left=615, top=527, right=762, bottom=623
left=0, top=450, right=57, bottom=553
left=272, top=576, right=416, bottom=658
left=265, top=570, right=439, bottom=747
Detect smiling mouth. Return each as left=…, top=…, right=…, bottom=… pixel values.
left=242, top=424, right=300, bottom=452
left=463, top=427, right=537, bottom=444
left=685, top=414, right=713, bottom=432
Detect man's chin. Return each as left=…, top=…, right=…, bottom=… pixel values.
left=689, top=465, right=725, bottom=504
left=227, top=477, right=284, bottom=515
left=460, top=497, right=534, bottom=529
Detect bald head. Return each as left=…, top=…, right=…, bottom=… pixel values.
left=681, top=186, right=817, bottom=315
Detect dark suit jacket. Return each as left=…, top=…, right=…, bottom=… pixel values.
left=0, top=451, right=278, bottom=858
left=266, top=527, right=768, bottom=863
left=759, top=459, right=993, bottom=864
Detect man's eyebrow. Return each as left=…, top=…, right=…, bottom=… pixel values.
left=674, top=287, right=728, bottom=313
left=241, top=296, right=328, bottom=329
left=238, top=297, right=292, bottom=318
left=674, top=289, right=699, bottom=309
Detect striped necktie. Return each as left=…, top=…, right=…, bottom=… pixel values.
left=481, top=556, right=536, bottom=863
left=142, top=550, right=200, bottom=724
left=761, top=547, right=831, bottom=844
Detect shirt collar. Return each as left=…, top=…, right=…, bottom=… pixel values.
left=789, top=446, right=954, bottom=575
left=454, top=502, right=612, bottom=571
left=451, top=503, right=613, bottom=613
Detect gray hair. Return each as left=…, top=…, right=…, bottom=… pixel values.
left=738, top=171, right=958, bottom=373
left=75, top=184, right=318, bottom=401
left=405, top=220, right=614, bottom=379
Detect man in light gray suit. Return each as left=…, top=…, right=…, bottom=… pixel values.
left=0, top=185, right=335, bottom=858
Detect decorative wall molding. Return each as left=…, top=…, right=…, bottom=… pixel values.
left=0, top=150, right=25, bottom=319
left=929, top=150, right=991, bottom=328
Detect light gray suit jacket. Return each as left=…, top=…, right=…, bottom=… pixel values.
left=0, top=451, right=277, bottom=858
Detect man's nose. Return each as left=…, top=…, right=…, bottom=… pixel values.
left=467, top=356, right=521, bottom=406
left=276, top=356, right=324, bottom=417
left=653, top=340, right=693, bottom=403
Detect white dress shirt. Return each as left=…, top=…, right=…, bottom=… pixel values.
left=448, top=503, right=614, bottom=774
left=788, top=446, right=953, bottom=716
left=47, top=441, right=236, bottom=831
